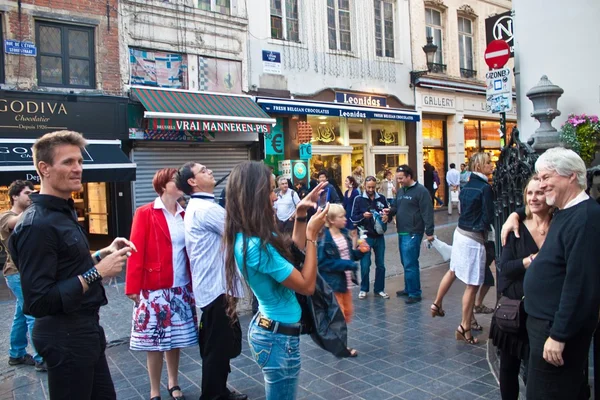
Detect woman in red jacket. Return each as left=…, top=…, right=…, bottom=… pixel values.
left=126, top=168, right=197, bottom=400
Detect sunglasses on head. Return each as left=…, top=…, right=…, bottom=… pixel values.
left=365, top=176, right=377, bottom=182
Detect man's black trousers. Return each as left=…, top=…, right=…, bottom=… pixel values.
left=199, top=294, right=242, bottom=400
left=33, top=313, right=115, bottom=400
left=526, top=315, right=594, bottom=400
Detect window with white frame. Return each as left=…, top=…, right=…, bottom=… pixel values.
left=198, top=0, right=230, bottom=14
left=458, top=16, right=474, bottom=72
left=425, top=8, right=443, bottom=64
left=327, top=0, right=352, bottom=51
left=271, top=0, right=299, bottom=41
left=374, top=0, right=394, bottom=58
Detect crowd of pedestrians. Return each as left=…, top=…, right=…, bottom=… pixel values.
left=2, top=130, right=599, bottom=400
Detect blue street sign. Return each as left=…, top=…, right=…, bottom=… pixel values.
left=4, top=40, right=37, bottom=56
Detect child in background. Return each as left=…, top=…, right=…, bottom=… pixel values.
left=318, top=204, right=368, bottom=357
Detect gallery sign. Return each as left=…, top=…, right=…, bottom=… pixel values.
left=422, top=95, right=455, bottom=109
left=148, top=119, right=271, bottom=133
left=335, top=92, right=387, bottom=108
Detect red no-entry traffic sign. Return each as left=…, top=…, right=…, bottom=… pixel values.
left=484, top=39, right=511, bottom=69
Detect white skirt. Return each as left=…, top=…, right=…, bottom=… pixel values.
left=449, top=229, right=486, bottom=286
left=130, top=283, right=198, bottom=352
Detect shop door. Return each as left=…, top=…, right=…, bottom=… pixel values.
left=131, top=144, right=250, bottom=210
left=422, top=119, right=447, bottom=209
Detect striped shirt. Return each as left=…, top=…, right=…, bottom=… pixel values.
left=184, top=192, right=244, bottom=308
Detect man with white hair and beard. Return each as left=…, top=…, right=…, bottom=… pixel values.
left=501, top=147, right=600, bottom=400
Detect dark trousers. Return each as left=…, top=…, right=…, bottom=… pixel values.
left=33, top=314, right=115, bottom=400
left=499, top=349, right=522, bottom=400
left=199, top=294, right=242, bottom=400
left=526, top=316, right=593, bottom=400
left=277, top=218, right=294, bottom=235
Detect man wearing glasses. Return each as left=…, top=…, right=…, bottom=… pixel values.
left=388, top=165, right=435, bottom=304
left=351, top=175, right=391, bottom=299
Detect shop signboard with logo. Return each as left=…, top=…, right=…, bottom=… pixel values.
left=485, top=11, right=514, bottom=57
left=335, top=92, right=387, bottom=108
left=0, top=92, right=128, bottom=139
left=265, top=118, right=284, bottom=156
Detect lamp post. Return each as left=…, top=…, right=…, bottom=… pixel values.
left=410, top=37, right=438, bottom=86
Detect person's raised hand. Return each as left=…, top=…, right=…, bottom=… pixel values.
left=297, top=182, right=328, bottom=215
left=307, top=203, right=330, bottom=240
left=501, top=213, right=521, bottom=246
left=96, top=247, right=131, bottom=279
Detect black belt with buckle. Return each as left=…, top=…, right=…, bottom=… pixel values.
left=256, top=314, right=301, bottom=337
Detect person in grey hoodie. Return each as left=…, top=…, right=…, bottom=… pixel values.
left=387, top=165, right=435, bottom=304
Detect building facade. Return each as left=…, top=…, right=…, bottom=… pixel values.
left=0, top=0, right=135, bottom=250
left=247, top=0, right=420, bottom=189
left=409, top=0, right=515, bottom=207
left=513, top=0, right=600, bottom=153
left=119, top=0, right=273, bottom=209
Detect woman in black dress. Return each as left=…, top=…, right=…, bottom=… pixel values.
left=491, top=176, right=552, bottom=400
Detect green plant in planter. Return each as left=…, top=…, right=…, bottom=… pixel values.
left=560, top=114, right=600, bottom=166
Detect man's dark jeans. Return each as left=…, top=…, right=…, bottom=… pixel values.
left=33, top=313, right=115, bottom=400
left=526, top=315, right=594, bottom=400
left=359, top=236, right=386, bottom=293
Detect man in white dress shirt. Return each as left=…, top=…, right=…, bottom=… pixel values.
left=273, top=177, right=300, bottom=234
left=175, top=162, right=246, bottom=400
left=446, top=163, right=461, bottom=215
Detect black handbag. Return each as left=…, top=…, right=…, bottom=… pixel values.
left=494, top=296, right=523, bottom=334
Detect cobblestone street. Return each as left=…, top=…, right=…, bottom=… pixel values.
left=0, top=213, right=505, bottom=399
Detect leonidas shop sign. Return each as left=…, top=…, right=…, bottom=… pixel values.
left=148, top=119, right=271, bottom=133
left=335, top=91, right=387, bottom=108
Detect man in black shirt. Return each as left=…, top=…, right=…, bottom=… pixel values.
left=9, top=131, right=135, bottom=400
left=501, top=147, right=600, bottom=400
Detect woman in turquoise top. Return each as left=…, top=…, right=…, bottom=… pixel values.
left=223, top=161, right=329, bottom=400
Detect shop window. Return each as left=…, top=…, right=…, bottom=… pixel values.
left=36, top=22, right=95, bottom=88
left=310, top=155, right=343, bottom=187
left=458, top=16, right=475, bottom=77
left=371, top=120, right=405, bottom=146
left=348, top=118, right=365, bottom=140
left=271, top=0, right=300, bottom=41
left=375, top=154, right=407, bottom=177
left=481, top=120, right=501, bottom=148
left=73, top=183, right=109, bottom=235
left=308, top=116, right=342, bottom=145
left=422, top=120, right=444, bottom=147
left=198, top=0, right=230, bottom=14
left=374, top=0, right=395, bottom=58
left=424, top=149, right=447, bottom=209
left=327, top=0, right=352, bottom=51
left=425, top=8, right=444, bottom=65
left=129, top=48, right=188, bottom=89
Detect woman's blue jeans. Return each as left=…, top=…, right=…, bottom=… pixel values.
left=248, top=314, right=301, bottom=400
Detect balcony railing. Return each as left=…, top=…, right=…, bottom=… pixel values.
left=460, top=68, right=477, bottom=79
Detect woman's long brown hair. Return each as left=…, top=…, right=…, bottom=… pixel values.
left=223, top=161, right=292, bottom=320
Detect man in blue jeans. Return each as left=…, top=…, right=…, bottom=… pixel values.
left=388, top=165, right=434, bottom=304
left=351, top=176, right=390, bottom=299
left=0, top=180, right=45, bottom=371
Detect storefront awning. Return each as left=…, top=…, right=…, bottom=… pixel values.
left=131, top=86, right=276, bottom=132
left=256, top=97, right=421, bottom=122
left=0, top=139, right=136, bottom=186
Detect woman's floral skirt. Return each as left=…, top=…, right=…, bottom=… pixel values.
left=130, top=282, right=198, bottom=351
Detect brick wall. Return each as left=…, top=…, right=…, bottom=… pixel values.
left=2, top=0, right=122, bottom=95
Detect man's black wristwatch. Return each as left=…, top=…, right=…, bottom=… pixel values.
left=82, top=267, right=102, bottom=285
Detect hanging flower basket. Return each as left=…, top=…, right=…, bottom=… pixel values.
left=559, top=114, right=600, bottom=166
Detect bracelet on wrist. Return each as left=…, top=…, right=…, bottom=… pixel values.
left=306, top=238, right=317, bottom=246
left=296, top=215, right=308, bottom=222
left=93, top=250, right=102, bottom=263
left=82, top=267, right=102, bottom=286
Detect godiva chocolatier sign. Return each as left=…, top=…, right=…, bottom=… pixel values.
left=0, top=92, right=128, bottom=139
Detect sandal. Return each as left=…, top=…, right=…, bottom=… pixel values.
left=168, top=386, right=185, bottom=400
left=474, top=304, right=495, bottom=314
left=430, top=303, right=445, bottom=318
left=471, top=319, right=483, bottom=331
left=347, top=347, right=358, bottom=357
left=455, top=324, right=479, bottom=345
